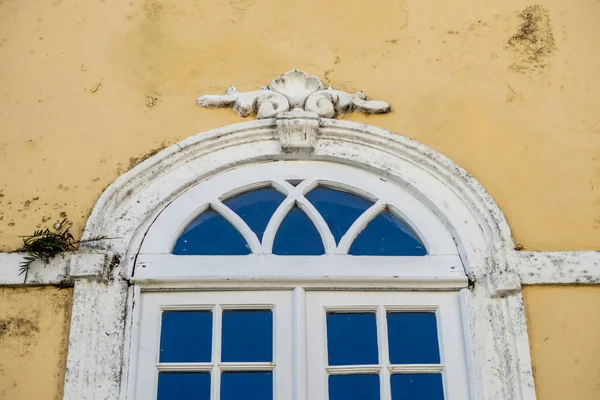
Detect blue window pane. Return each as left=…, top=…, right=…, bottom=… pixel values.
left=157, top=372, right=211, bottom=400
left=272, top=207, right=324, bottom=255
left=391, top=374, right=444, bottom=400
left=222, top=310, right=272, bottom=362
left=223, top=187, right=285, bottom=242
left=329, top=374, right=380, bottom=400
left=221, top=372, right=272, bottom=400
left=327, top=312, right=378, bottom=366
left=387, top=312, right=440, bottom=364
left=172, top=209, right=250, bottom=255
left=305, top=187, right=373, bottom=243
left=160, top=311, right=212, bottom=362
left=349, top=210, right=426, bottom=256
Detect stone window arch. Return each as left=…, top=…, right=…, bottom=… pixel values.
left=63, top=73, right=535, bottom=400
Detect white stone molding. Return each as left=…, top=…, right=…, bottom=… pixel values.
left=0, top=251, right=111, bottom=285
left=275, top=109, right=319, bottom=152
left=70, top=252, right=109, bottom=280
left=75, top=116, right=538, bottom=400
left=62, top=279, right=128, bottom=400
left=514, top=251, right=600, bottom=284
left=197, top=69, right=391, bottom=119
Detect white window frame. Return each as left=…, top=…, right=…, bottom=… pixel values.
left=131, top=161, right=469, bottom=400
left=62, top=116, right=537, bottom=400
left=135, top=291, right=294, bottom=400
left=306, top=292, right=469, bottom=400
left=135, top=162, right=465, bottom=290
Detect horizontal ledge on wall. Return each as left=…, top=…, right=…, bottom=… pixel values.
left=514, top=251, right=600, bottom=285
left=1, top=250, right=600, bottom=286
left=0, top=251, right=113, bottom=285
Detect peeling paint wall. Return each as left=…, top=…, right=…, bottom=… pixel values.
left=523, top=286, right=600, bottom=400
left=0, top=287, right=72, bottom=400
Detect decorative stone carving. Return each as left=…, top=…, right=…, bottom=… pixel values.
left=197, top=70, right=391, bottom=119
left=276, top=109, right=319, bottom=152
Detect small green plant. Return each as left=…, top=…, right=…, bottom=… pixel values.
left=15, top=219, right=107, bottom=277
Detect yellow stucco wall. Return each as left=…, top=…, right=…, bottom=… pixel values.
left=0, top=287, right=72, bottom=400
left=0, top=0, right=598, bottom=251
left=523, top=286, right=600, bottom=400
left=0, top=0, right=599, bottom=399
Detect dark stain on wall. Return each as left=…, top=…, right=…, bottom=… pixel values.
left=506, top=5, right=556, bottom=74
left=0, top=317, right=40, bottom=340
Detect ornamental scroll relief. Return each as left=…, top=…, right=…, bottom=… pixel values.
left=197, top=70, right=391, bottom=119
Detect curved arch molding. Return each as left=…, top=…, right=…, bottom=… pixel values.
left=64, top=115, right=536, bottom=400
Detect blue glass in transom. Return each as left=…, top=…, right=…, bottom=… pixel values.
left=305, top=187, right=373, bottom=243
left=157, top=372, right=211, bottom=400
left=221, top=310, right=272, bottom=362
left=221, top=372, right=273, bottom=400
left=391, top=374, right=444, bottom=400
left=172, top=209, right=250, bottom=255
left=326, top=312, right=378, bottom=366
left=349, top=210, right=426, bottom=256
left=329, top=374, right=380, bottom=400
left=160, top=310, right=212, bottom=362
left=272, top=207, right=324, bottom=255
left=387, top=312, right=440, bottom=364
left=223, top=187, right=285, bottom=242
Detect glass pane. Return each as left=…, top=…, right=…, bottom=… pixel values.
left=349, top=210, right=426, bottom=256
left=327, top=312, right=378, bottom=366
left=172, top=209, right=250, bottom=255
left=305, top=187, right=373, bottom=243
left=221, top=372, right=272, bottom=400
left=272, top=207, right=324, bottom=255
left=329, top=374, right=380, bottom=400
left=223, top=187, right=285, bottom=241
left=157, top=372, right=211, bottom=400
left=391, top=374, right=444, bottom=400
left=222, top=310, right=272, bottom=362
left=387, top=312, right=440, bottom=364
left=160, top=311, right=212, bottom=362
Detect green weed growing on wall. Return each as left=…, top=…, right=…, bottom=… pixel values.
left=14, top=219, right=107, bottom=277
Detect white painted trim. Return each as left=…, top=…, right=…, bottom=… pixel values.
left=133, top=254, right=465, bottom=289
left=292, top=287, right=307, bottom=400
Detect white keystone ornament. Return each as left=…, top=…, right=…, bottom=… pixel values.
left=197, top=69, right=391, bottom=119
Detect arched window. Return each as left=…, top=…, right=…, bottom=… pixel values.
left=65, top=108, right=535, bottom=400
left=133, top=162, right=469, bottom=400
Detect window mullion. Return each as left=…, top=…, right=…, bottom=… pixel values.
left=293, top=287, right=307, bottom=400
left=378, top=305, right=392, bottom=400
left=211, top=305, right=222, bottom=400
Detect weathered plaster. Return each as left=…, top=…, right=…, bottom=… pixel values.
left=0, top=286, right=72, bottom=400
left=515, top=251, right=600, bottom=285
left=0, top=0, right=599, bottom=251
